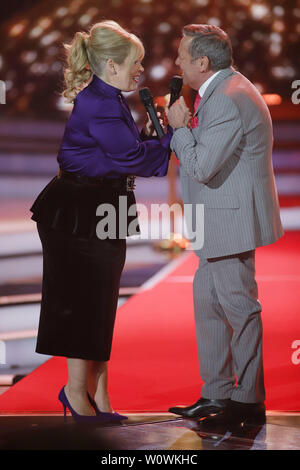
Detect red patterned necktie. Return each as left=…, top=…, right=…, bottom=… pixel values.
left=190, top=93, right=201, bottom=129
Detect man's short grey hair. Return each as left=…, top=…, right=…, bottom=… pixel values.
left=183, top=24, right=233, bottom=71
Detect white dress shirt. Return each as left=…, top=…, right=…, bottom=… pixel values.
left=198, top=70, right=221, bottom=98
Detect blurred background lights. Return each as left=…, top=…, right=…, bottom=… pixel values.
left=40, top=31, right=61, bottom=46
left=269, top=31, right=282, bottom=56
left=150, top=65, right=167, bottom=80
left=272, top=66, right=295, bottom=79
left=29, top=26, right=43, bottom=38
left=78, top=7, right=99, bottom=25
left=250, top=4, right=270, bottom=20
left=236, top=0, right=251, bottom=5
left=270, top=42, right=282, bottom=56
left=78, top=14, right=92, bottom=26
left=56, top=7, right=68, bottom=17
left=24, top=82, right=36, bottom=93
left=194, top=0, right=209, bottom=6
left=270, top=32, right=282, bottom=42
left=273, top=20, right=285, bottom=32
left=21, top=51, right=38, bottom=64
left=50, top=61, right=62, bottom=72
left=293, top=8, right=300, bottom=18
left=262, top=94, right=282, bottom=105
left=47, top=46, right=59, bottom=56
left=61, top=17, right=74, bottom=28
left=69, top=0, right=85, bottom=14
left=29, top=62, right=49, bottom=75
left=87, top=7, right=99, bottom=18
left=252, top=30, right=265, bottom=41
left=208, top=17, right=221, bottom=27
left=273, top=6, right=285, bottom=17
left=38, top=17, right=52, bottom=29
left=0, top=0, right=298, bottom=118
left=10, top=21, right=27, bottom=37
left=157, top=22, right=171, bottom=33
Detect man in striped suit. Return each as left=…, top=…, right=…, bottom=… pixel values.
left=167, top=24, right=283, bottom=425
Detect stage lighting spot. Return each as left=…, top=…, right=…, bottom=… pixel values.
left=250, top=4, right=270, bottom=20
left=10, top=22, right=27, bottom=37
left=150, top=65, right=167, bottom=80
left=56, top=7, right=68, bottom=17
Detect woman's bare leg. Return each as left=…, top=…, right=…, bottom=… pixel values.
left=64, top=358, right=95, bottom=416
left=88, top=361, right=112, bottom=412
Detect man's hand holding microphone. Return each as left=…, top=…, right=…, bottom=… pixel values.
left=166, top=96, right=191, bottom=130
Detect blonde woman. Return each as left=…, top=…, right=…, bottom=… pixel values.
left=30, top=21, right=172, bottom=423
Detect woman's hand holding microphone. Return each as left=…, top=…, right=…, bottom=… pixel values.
left=143, top=95, right=191, bottom=136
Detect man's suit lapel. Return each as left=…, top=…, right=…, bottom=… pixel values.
left=194, top=66, right=236, bottom=115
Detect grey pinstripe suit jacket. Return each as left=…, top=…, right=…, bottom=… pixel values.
left=171, top=67, right=284, bottom=258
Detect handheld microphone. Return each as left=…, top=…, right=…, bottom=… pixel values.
left=169, top=76, right=183, bottom=108
left=139, top=87, right=165, bottom=139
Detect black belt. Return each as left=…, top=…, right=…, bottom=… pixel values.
left=57, top=169, right=136, bottom=192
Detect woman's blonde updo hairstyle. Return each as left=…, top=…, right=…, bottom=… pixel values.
left=62, top=20, right=144, bottom=103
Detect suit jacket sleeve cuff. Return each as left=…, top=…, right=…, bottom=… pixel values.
left=170, top=127, right=195, bottom=161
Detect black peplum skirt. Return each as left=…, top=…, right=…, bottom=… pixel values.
left=30, top=175, right=139, bottom=240
left=31, top=174, right=138, bottom=361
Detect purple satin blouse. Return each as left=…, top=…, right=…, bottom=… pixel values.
left=57, top=75, right=172, bottom=178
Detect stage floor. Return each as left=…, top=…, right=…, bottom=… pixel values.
left=0, top=412, right=299, bottom=451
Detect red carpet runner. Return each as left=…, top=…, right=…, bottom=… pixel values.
left=0, top=231, right=299, bottom=413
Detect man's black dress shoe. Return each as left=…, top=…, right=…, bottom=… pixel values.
left=195, top=400, right=266, bottom=427
left=168, top=398, right=231, bottom=419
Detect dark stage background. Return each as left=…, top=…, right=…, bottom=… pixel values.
left=0, top=0, right=299, bottom=123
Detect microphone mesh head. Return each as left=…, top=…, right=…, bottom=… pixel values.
left=170, top=76, right=183, bottom=93
left=139, top=87, right=153, bottom=105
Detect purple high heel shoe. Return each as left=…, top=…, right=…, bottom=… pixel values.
left=58, top=386, right=114, bottom=424
left=87, top=393, right=128, bottom=421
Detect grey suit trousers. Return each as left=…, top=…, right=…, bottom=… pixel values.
left=193, top=249, right=265, bottom=403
